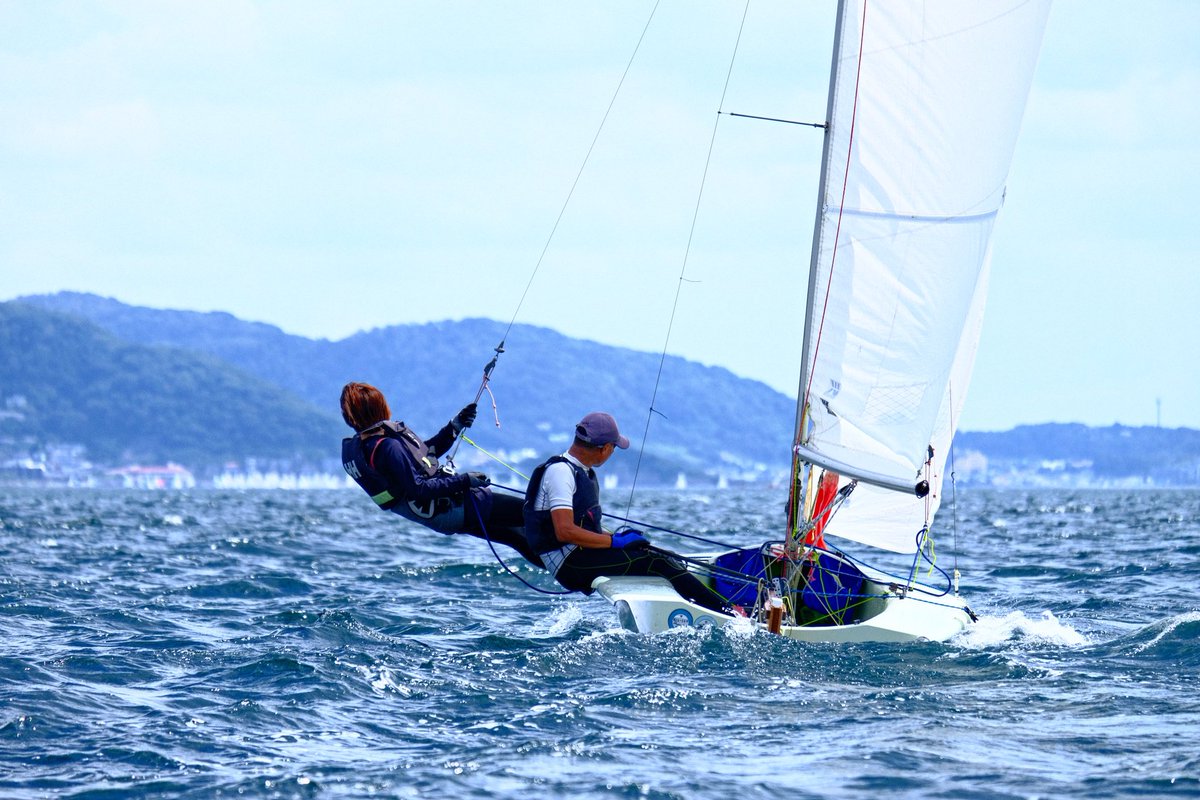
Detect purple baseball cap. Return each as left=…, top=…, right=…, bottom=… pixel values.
left=575, top=412, right=629, bottom=449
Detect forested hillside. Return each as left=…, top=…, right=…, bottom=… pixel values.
left=7, top=293, right=1199, bottom=487
left=7, top=294, right=796, bottom=483
left=0, top=302, right=342, bottom=470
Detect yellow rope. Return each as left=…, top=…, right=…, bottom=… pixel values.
left=459, top=434, right=530, bottom=481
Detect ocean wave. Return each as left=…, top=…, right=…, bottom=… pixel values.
left=1117, top=611, right=1200, bottom=661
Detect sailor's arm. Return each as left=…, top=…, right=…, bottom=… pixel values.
left=549, top=507, right=612, bottom=548
left=424, top=423, right=458, bottom=458
left=376, top=439, right=469, bottom=501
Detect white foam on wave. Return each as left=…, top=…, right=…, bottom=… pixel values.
left=955, top=609, right=1089, bottom=649
left=533, top=602, right=587, bottom=637
left=720, top=616, right=759, bottom=640
left=1130, top=610, right=1200, bottom=654
left=351, top=662, right=413, bottom=696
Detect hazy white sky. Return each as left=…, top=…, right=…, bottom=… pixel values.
left=2, top=1, right=1197, bottom=432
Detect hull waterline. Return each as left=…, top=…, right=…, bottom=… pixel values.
left=593, top=569, right=972, bottom=644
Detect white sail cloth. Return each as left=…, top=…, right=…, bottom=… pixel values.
left=797, top=0, right=1051, bottom=552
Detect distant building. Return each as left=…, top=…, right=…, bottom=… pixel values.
left=211, top=469, right=350, bottom=489
left=105, top=463, right=196, bottom=490
left=0, top=457, right=47, bottom=482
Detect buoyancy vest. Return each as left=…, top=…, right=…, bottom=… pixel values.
left=342, top=420, right=442, bottom=511
left=523, top=455, right=601, bottom=554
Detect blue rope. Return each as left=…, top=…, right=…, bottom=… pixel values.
left=639, top=543, right=763, bottom=591
left=603, top=511, right=745, bottom=551
left=493, top=481, right=745, bottom=550
left=490, top=483, right=956, bottom=603
left=466, top=490, right=571, bottom=596
left=913, top=529, right=954, bottom=597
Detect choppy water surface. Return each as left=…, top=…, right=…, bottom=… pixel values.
left=2, top=487, right=1198, bottom=798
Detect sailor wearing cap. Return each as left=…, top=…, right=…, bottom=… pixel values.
left=523, top=412, right=729, bottom=613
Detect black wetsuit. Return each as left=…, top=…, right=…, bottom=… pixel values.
left=342, top=421, right=543, bottom=568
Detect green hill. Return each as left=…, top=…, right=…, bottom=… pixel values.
left=0, top=301, right=342, bottom=471
left=15, top=293, right=796, bottom=484
left=9, top=293, right=1200, bottom=487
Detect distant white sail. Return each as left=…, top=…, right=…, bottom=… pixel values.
left=796, top=0, right=1051, bottom=552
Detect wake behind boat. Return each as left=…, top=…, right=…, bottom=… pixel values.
left=592, top=0, right=1050, bottom=643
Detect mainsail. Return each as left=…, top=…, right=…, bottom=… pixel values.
left=795, top=0, right=1051, bottom=553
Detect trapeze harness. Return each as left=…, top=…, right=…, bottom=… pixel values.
left=341, top=420, right=468, bottom=532
left=523, top=455, right=601, bottom=574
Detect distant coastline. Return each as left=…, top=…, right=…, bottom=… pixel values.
left=4, top=293, right=1199, bottom=489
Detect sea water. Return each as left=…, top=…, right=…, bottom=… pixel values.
left=2, top=486, right=1197, bottom=799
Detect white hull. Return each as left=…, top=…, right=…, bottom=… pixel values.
left=593, top=560, right=972, bottom=643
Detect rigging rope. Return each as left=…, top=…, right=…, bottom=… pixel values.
left=447, top=1, right=663, bottom=468
left=721, top=111, right=827, bottom=129
left=466, top=491, right=571, bottom=596
left=497, top=0, right=664, bottom=349
left=486, top=466, right=957, bottom=611
left=459, top=435, right=529, bottom=482
left=625, top=0, right=754, bottom=513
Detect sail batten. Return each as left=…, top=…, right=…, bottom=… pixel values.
left=796, top=0, right=1051, bottom=554
left=832, top=207, right=1001, bottom=225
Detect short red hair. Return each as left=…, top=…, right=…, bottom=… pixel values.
left=340, top=382, right=391, bottom=431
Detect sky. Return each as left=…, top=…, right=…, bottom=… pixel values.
left=1, top=1, right=1197, bottom=432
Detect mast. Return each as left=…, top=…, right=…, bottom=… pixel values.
left=787, top=0, right=849, bottom=545
left=793, top=0, right=847, bottom=449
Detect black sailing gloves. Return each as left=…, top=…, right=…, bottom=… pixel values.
left=451, top=403, right=478, bottom=434
left=452, top=404, right=487, bottom=489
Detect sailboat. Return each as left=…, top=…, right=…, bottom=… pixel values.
left=594, top=0, right=1051, bottom=642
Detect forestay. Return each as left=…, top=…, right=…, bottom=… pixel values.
left=795, top=0, right=1051, bottom=553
